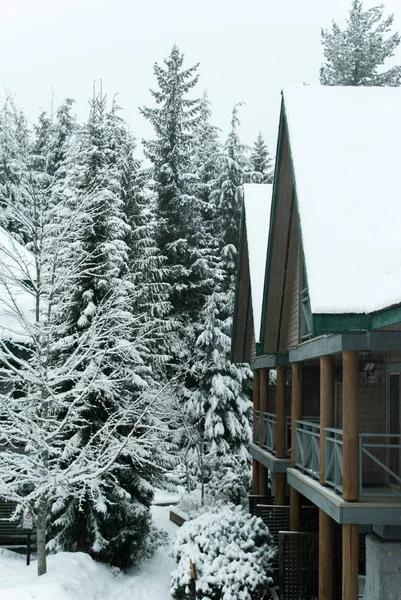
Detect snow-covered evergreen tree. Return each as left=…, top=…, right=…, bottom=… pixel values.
left=140, top=45, right=204, bottom=330
left=46, top=90, right=158, bottom=567
left=0, top=172, right=165, bottom=575
left=188, top=287, right=252, bottom=503
left=0, top=97, right=31, bottom=244
left=212, top=104, right=248, bottom=253
left=249, top=131, right=273, bottom=183
left=320, top=0, right=401, bottom=86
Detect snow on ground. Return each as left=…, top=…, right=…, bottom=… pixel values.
left=0, top=505, right=178, bottom=600
left=153, top=488, right=183, bottom=505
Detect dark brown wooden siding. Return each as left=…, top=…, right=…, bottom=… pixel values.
left=286, top=226, right=300, bottom=349
left=232, top=231, right=255, bottom=363
left=262, top=123, right=294, bottom=354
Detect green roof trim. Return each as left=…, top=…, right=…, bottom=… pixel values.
left=311, top=304, right=401, bottom=336
left=371, top=305, right=401, bottom=330
left=312, top=313, right=370, bottom=336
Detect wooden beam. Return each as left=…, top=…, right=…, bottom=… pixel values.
left=275, top=473, right=286, bottom=505
left=320, top=355, right=334, bottom=486
left=260, top=368, right=269, bottom=447
left=253, top=369, right=261, bottom=444
left=319, top=510, right=333, bottom=600
left=342, top=524, right=359, bottom=600
left=290, top=487, right=301, bottom=531
left=291, top=362, right=303, bottom=467
left=276, top=365, right=286, bottom=458
left=342, top=351, right=359, bottom=501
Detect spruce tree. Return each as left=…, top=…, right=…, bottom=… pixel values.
left=49, top=90, right=156, bottom=567
left=140, top=45, right=203, bottom=329
left=0, top=98, right=31, bottom=244
left=320, top=0, right=401, bottom=86
left=213, top=103, right=248, bottom=252
left=250, top=132, right=273, bottom=184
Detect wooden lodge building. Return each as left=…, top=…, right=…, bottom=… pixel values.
left=233, top=87, right=401, bottom=600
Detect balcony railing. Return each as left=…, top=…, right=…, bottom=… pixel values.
left=263, top=412, right=276, bottom=453
left=359, top=434, right=401, bottom=498
left=295, top=420, right=320, bottom=479
left=325, top=428, right=343, bottom=494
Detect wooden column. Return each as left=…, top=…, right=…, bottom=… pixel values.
left=252, top=370, right=261, bottom=494
left=274, top=474, right=286, bottom=505
left=319, top=510, right=333, bottom=600
left=259, top=368, right=269, bottom=495
left=320, top=355, right=334, bottom=486
left=291, top=363, right=303, bottom=466
left=342, top=524, right=359, bottom=600
left=252, top=460, right=259, bottom=493
left=276, top=366, right=286, bottom=458
left=290, top=362, right=303, bottom=531
left=260, top=368, right=269, bottom=448
left=253, top=369, right=261, bottom=444
left=342, top=351, right=359, bottom=501
left=275, top=366, right=286, bottom=504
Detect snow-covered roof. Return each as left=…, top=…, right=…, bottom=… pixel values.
left=0, top=227, right=35, bottom=343
left=283, top=85, right=401, bottom=314
left=243, top=183, right=272, bottom=341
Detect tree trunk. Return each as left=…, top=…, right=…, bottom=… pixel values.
left=36, top=496, right=47, bottom=576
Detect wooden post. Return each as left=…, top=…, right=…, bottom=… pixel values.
left=252, top=460, right=259, bottom=493
left=275, top=366, right=286, bottom=504
left=291, top=363, right=303, bottom=467
left=342, top=351, right=359, bottom=501
left=259, top=464, right=268, bottom=496
left=290, top=363, right=303, bottom=531
left=274, top=473, right=286, bottom=505
left=342, top=524, right=359, bottom=600
left=319, top=510, right=333, bottom=600
left=320, top=355, right=334, bottom=486
left=253, top=369, right=261, bottom=444
left=258, top=368, right=269, bottom=496
left=260, top=368, right=269, bottom=448
left=276, top=366, right=286, bottom=458
left=290, top=488, right=301, bottom=531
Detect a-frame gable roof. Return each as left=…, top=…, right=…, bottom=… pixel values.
left=232, top=184, right=272, bottom=362
left=262, top=86, right=401, bottom=351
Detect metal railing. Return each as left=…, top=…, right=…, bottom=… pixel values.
left=254, top=410, right=260, bottom=444
left=325, top=428, right=343, bottom=494
left=263, top=412, right=276, bottom=453
left=359, top=434, right=401, bottom=498
left=295, top=420, right=320, bottom=479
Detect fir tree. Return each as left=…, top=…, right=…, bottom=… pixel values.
left=249, top=132, right=273, bottom=184
left=140, top=45, right=203, bottom=327
left=0, top=97, right=31, bottom=244
left=320, top=0, right=401, bottom=86
left=212, top=104, right=248, bottom=252
left=49, top=90, right=156, bottom=567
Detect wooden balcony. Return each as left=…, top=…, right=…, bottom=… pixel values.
left=291, top=419, right=401, bottom=524
left=250, top=410, right=291, bottom=474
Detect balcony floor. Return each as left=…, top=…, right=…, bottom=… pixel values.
left=250, top=442, right=290, bottom=473
left=288, top=468, right=401, bottom=525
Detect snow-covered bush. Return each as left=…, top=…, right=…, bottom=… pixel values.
left=170, top=504, right=275, bottom=600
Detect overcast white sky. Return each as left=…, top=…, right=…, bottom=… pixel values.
left=1, top=0, right=401, bottom=153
